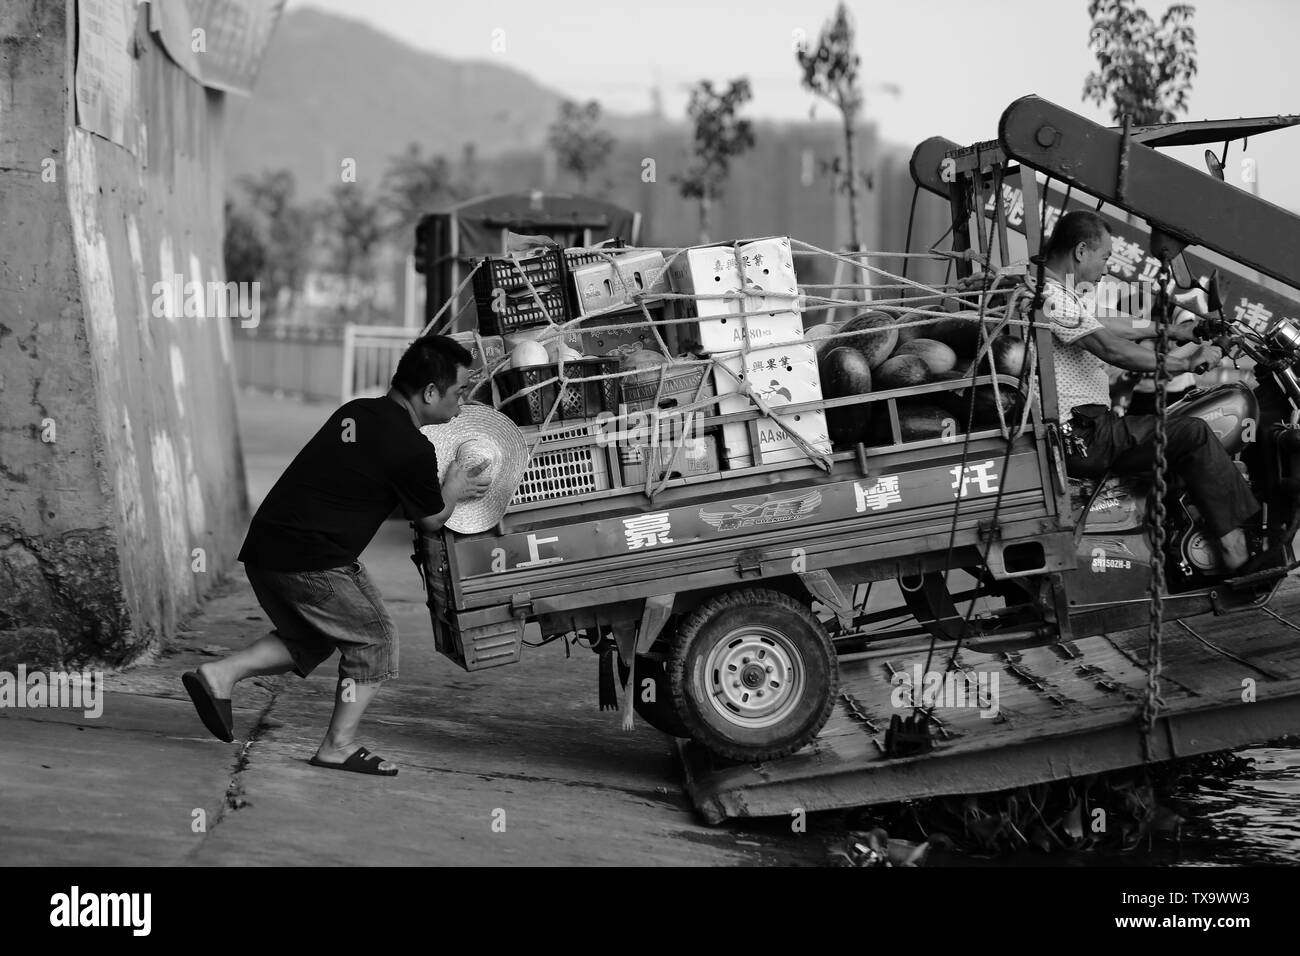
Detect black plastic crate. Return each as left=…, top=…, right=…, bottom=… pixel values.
left=495, top=358, right=620, bottom=427
left=473, top=248, right=569, bottom=335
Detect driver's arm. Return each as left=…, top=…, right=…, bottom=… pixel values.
left=1075, top=326, right=1201, bottom=374
left=1096, top=310, right=1196, bottom=344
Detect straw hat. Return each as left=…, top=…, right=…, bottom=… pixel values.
left=421, top=404, right=528, bottom=533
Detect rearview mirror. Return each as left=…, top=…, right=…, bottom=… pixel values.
left=1204, top=150, right=1225, bottom=181
left=1206, top=270, right=1223, bottom=314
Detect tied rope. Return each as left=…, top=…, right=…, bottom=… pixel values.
left=483, top=241, right=1017, bottom=493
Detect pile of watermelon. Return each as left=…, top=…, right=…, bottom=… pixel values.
left=811, top=309, right=1028, bottom=445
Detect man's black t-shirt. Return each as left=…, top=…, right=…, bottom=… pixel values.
left=239, top=397, right=445, bottom=572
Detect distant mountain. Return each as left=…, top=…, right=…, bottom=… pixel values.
left=224, top=7, right=657, bottom=200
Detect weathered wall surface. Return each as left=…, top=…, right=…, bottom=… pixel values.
left=0, top=0, right=248, bottom=667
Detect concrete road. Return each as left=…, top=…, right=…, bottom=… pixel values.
left=0, top=390, right=830, bottom=866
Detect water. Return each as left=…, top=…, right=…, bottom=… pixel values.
left=1167, top=744, right=1300, bottom=866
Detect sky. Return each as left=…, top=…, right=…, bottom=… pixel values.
left=287, top=0, right=1300, bottom=211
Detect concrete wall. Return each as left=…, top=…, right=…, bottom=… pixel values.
left=0, top=0, right=247, bottom=667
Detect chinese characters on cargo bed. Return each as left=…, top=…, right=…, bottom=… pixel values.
left=476, top=460, right=1008, bottom=574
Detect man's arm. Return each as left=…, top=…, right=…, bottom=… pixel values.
left=412, top=502, right=456, bottom=535
left=410, top=459, right=492, bottom=535
left=1076, top=326, right=1218, bottom=374
left=1096, top=311, right=1197, bottom=343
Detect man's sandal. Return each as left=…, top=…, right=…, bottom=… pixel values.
left=308, top=746, right=398, bottom=776
left=182, top=671, right=235, bottom=743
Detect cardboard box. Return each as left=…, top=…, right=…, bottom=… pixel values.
left=620, top=361, right=714, bottom=413
left=619, top=432, right=720, bottom=486
left=577, top=306, right=669, bottom=360
left=696, top=309, right=804, bottom=354
left=451, top=332, right=506, bottom=378
left=720, top=410, right=832, bottom=468
left=571, top=251, right=669, bottom=316
left=709, top=341, right=832, bottom=467
left=665, top=237, right=802, bottom=321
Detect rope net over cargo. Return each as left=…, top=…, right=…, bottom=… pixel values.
left=417, top=234, right=1043, bottom=508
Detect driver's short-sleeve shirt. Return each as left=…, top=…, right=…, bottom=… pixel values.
left=1033, top=277, right=1112, bottom=417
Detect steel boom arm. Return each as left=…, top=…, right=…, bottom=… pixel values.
left=998, top=95, right=1300, bottom=290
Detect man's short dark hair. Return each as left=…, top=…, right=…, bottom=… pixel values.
left=391, top=334, right=473, bottom=396
left=1045, top=210, right=1111, bottom=260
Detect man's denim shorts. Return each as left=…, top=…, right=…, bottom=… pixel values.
left=245, top=561, right=397, bottom=684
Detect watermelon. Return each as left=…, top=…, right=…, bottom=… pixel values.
left=819, top=348, right=873, bottom=445
left=992, top=336, right=1027, bottom=378
left=939, top=383, right=1025, bottom=431
left=867, top=401, right=959, bottom=444
left=896, top=338, right=958, bottom=376
left=899, top=402, right=962, bottom=441
left=803, top=322, right=838, bottom=343
left=819, top=347, right=872, bottom=396
left=817, top=310, right=897, bottom=369
left=894, top=310, right=927, bottom=346
left=921, top=310, right=1006, bottom=358
left=874, top=353, right=930, bottom=390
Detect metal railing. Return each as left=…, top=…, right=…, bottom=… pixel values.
left=232, top=323, right=417, bottom=403
left=232, top=324, right=346, bottom=402
left=340, top=324, right=417, bottom=402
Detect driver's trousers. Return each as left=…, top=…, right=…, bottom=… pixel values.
left=1065, top=403, right=1260, bottom=539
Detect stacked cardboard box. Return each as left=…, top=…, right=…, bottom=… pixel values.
left=665, top=237, right=830, bottom=467
left=570, top=251, right=674, bottom=359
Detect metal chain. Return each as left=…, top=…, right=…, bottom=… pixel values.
left=1140, top=261, right=1174, bottom=759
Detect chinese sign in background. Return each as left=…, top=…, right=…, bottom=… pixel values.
left=985, top=178, right=1300, bottom=330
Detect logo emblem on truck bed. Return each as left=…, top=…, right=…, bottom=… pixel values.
left=699, top=490, right=823, bottom=531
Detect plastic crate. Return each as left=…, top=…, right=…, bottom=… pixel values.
left=495, top=358, right=619, bottom=427
left=511, top=423, right=611, bottom=505
left=473, top=248, right=569, bottom=335
left=620, top=362, right=713, bottom=413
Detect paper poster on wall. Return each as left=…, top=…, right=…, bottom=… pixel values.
left=74, top=0, right=137, bottom=150
left=148, top=0, right=285, bottom=96
left=188, top=0, right=285, bottom=95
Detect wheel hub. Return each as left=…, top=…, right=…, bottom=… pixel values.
left=703, top=626, right=805, bottom=729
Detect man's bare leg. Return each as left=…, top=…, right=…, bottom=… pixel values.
left=313, top=679, right=395, bottom=771
left=1220, top=528, right=1250, bottom=571
left=197, top=634, right=297, bottom=698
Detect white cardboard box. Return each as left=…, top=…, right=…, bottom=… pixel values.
left=666, top=237, right=802, bottom=321
left=571, top=251, right=669, bottom=316
left=711, top=341, right=831, bottom=466
left=696, top=309, right=804, bottom=354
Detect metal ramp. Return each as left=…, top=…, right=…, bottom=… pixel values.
left=679, top=584, right=1300, bottom=824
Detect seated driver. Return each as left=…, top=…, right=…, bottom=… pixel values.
left=1023, top=210, right=1268, bottom=575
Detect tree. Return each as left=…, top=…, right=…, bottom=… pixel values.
left=455, top=141, right=482, bottom=199
left=672, top=78, right=756, bottom=244
left=1083, top=0, right=1197, bottom=126
left=381, top=142, right=457, bottom=246
left=547, top=99, right=615, bottom=193
left=222, top=199, right=266, bottom=289
left=321, top=183, right=385, bottom=319
left=236, top=169, right=315, bottom=318
left=798, top=4, right=866, bottom=252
